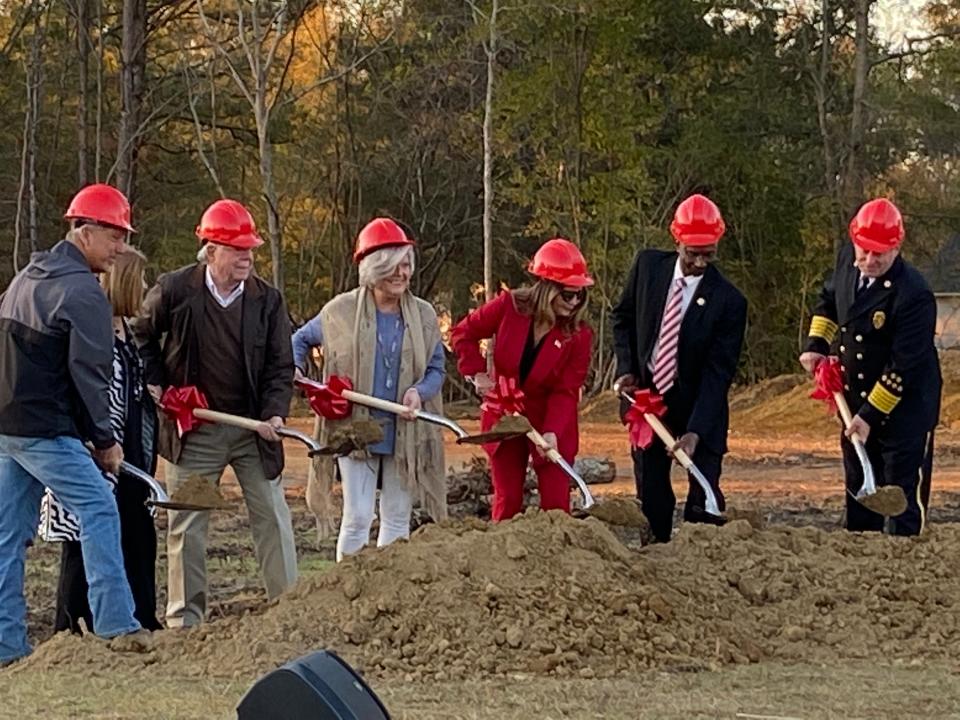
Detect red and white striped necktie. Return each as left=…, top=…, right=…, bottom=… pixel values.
left=652, top=277, right=686, bottom=394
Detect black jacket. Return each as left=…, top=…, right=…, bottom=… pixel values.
left=612, top=249, right=747, bottom=454
left=804, top=243, right=941, bottom=435
left=130, top=263, right=294, bottom=479
left=0, top=241, right=115, bottom=447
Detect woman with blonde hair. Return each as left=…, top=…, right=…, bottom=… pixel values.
left=40, top=247, right=162, bottom=632
left=450, top=238, right=594, bottom=520
left=292, top=218, right=446, bottom=561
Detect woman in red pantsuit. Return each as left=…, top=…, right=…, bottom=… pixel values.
left=451, top=239, right=594, bottom=520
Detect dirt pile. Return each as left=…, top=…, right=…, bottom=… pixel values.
left=16, top=512, right=960, bottom=682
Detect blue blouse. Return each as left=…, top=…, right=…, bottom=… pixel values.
left=291, top=310, right=446, bottom=455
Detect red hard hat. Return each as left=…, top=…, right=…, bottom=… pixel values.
left=195, top=199, right=264, bottom=249
left=669, top=194, right=725, bottom=246
left=848, top=198, right=904, bottom=252
left=64, top=183, right=136, bottom=233
left=353, top=218, right=414, bottom=263
left=527, top=238, right=594, bottom=288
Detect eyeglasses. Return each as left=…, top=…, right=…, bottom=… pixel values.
left=559, top=289, right=586, bottom=303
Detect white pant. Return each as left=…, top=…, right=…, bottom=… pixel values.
left=336, top=455, right=412, bottom=562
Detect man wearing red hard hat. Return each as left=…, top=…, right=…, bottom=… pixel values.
left=0, top=184, right=151, bottom=664
left=612, top=194, right=747, bottom=542
left=131, top=198, right=297, bottom=626
left=800, top=198, right=941, bottom=536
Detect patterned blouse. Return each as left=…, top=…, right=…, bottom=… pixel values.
left=38, top=322, right=151, bottom=542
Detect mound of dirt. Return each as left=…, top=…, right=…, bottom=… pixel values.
left=732, top=379, right=836, bottom=436
left=728, top=374, right=807, bottom=413
left=580, top=392, right=621, bottom=423
left=16, top=513, right=960, bottom=683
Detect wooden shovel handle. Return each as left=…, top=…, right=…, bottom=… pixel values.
left=832, top=391, right=863, bottom=441
left=526, top=427, right=563, bottom=464
left=193, top=408, right=263, bottom=432
left=643, top=412, right=696, bottom=469
left=341, top=389, right=420, bottom=418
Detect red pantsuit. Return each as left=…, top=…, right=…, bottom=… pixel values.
left=451, top=291, right=593, bottom=520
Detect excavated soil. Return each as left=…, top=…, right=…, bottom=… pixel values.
left=167, top=474, right=229, bottom=509
left=15, top=510, right=960, bottom=683
left=326, top=419, right=384, bottom=453
left=489, top=414, right=533, bottom=435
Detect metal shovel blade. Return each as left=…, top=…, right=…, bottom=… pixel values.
left=848, top=434, right=907, bottom=516
left=855, top=486, right=908, bottom=517
left=455, top=415, right=533, bottom=445
left=148, top=499, right=224, bottom=512
left=309, top=440, right=360, bottom=457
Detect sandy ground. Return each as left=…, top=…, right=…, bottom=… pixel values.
left=4, top=414, right=960, bottom=719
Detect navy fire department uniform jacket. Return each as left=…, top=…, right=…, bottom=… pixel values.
left=804, top=242, right=941, bottom=436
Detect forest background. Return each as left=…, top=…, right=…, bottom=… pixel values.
left=2, top=0, right=960, bottom=398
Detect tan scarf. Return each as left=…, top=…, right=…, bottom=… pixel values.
left=306, top=287, right=448, bottom=530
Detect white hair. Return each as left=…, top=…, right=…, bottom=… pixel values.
left=358, top=245, right=415, bottom=288
left=197, top=243, right=209, bottom=263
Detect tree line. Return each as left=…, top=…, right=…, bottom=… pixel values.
left=2, top=0, right=960, bottom=395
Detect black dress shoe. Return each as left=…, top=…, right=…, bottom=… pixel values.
left=683, top=505, right=726, bottom=526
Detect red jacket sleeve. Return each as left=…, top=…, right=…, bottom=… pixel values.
left=541, top=324, right=593, bottom=438
left=450, top=291, right=512, bottom=376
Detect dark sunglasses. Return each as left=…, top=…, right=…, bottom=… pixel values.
left=559, top=288, right=586, bottom=303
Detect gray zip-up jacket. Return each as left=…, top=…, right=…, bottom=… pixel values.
left=0, top=240, right=115, bottom=447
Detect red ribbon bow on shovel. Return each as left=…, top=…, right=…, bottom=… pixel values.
left=481, top=375, right=526, bottom=420
left=294, top=375, right=353, bottom=420
left=160, top=386, right=209, bottom=436
left=623, top=389, right=667, bottom=449
left=810, top=356, right=844, bottom=414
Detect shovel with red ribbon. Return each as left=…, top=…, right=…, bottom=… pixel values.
left=620, top=388, right=722, bottom=518
left=293, top=375, right=528, bottom=445
left=810, top=356, right=907, bottom=517
left=160, top=386, right=325, bottom=456
left=478, top=376, right=595, bottom=509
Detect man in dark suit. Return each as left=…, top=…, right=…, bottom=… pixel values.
left=612, top=194, right=747, bottom=542
left=799, top=198, right=941, bottom=536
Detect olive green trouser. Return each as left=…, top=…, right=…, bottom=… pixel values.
left=164, top=423, right=297, bottom=627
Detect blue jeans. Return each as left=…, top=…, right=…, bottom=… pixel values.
left=0, top=434, right=140, bottom=662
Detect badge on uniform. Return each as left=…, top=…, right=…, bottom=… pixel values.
left=872, top=311, right=886, bottom=329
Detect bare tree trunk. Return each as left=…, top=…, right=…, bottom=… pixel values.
left=196, top=0, right=290, bottom=291
left=94, top=0, right=103, bottom=180
left=116, top=0, right=147, bottom=198
left=26, top=13, right=44, bottom=254
left=182, top=48, right=226, bottom=196
left=845, top=0, right=872, bottom=214
left=257, top=106, right=284, bottom=290
left=75, top=0, right=89, bottom=185
left=482, top=0, right=498, bottom=302
left=15, top=4, right=46, bottom=272
left=814, top=0, right=844, bottom=249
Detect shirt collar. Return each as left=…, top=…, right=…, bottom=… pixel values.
left=672, top=257, right=704, bottom=288
left=204, top=266, right=244, bottom=308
